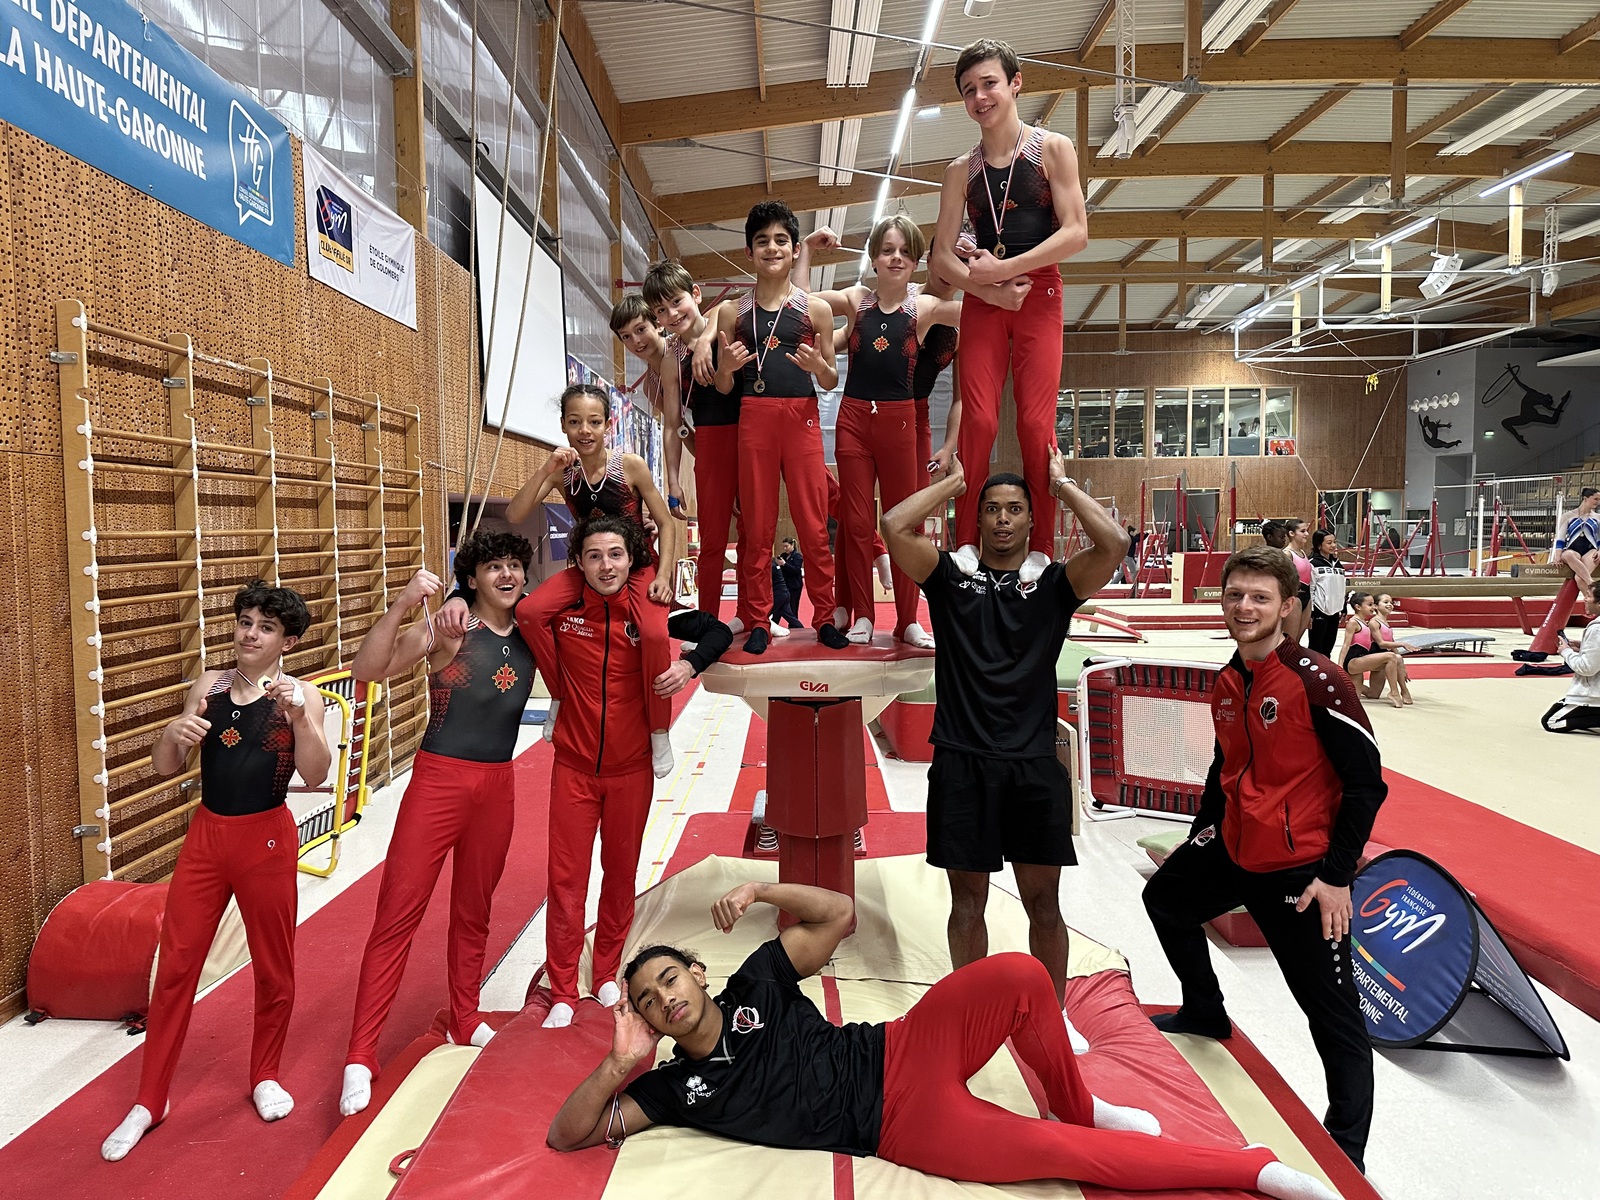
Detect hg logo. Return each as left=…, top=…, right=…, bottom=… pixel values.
left=229, top=101, right=275, bottom=227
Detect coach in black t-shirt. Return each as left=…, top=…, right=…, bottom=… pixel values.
left=880, top=448, right=1127, bottom=1037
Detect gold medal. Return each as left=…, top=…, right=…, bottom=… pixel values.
left=994, top=243, right=1007, bottom=259
left=753, top=379, right=766, bottom=394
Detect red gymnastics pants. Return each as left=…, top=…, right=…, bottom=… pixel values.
left=824, top=468, right=887, bottom=623
left=953, top=266, right=1063, bottom=555
left=736, top=396, right=835, bottom=631
left=544, top=762, right=654, bottom=1003
left=915, top=397, right=933, bottom=473
left=836, top=397, right=922, bottom=636
left=346, top=751, right=516, bottom=1073
left=692, top=423, right=743, bottom=619
left=520, top=566, right=671, bottom=733
left=136, top=804, right=297, bottom=1115
left=877, top=954, right=1277, bottom=1190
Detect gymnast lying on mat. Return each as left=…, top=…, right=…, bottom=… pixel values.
left=547, top=880, right=1337, bottom=1200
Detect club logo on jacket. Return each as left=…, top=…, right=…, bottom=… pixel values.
left=624, top=621, right=640, bottom=646
left=557, top=615, right=595, bottom=640
left=684, top=1074, right=715, bottom=1105
left=731, top=1005, right=764, bottom=1034
left=1258, top=697, right=1279, bottom=726
left=1192, top=825, right=1216, bottom=846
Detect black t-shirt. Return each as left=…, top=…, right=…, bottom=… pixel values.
left=624, top=939, right=886, bottom=1156
left=920, top=552, right=1082, bottom=758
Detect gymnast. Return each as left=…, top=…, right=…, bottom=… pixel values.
left=546, top=879, right=1338, bottom=1200
left=1554, top=486, right=1600, bottom=590
left=495, top=383, right=679, bottom=777
left=104, top=582, right=329, bottom=1160
left=340, top=536, right=537, bottom=1116
left=1335, top=592, right=1406, bottom=709
left=1366, top=593, right=1414, bottom=705
left=1541, top=579, right=1600, bottom=734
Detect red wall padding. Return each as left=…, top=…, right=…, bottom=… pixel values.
left=27, top=880, right=167, bottom=1020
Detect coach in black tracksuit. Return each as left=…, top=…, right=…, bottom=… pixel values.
left=1143, top=544, right=1387, bottom=1173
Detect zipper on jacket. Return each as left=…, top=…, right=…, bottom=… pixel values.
left=596, top=601, right=611, bottom=774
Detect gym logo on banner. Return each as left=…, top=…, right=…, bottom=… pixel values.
left=1350, top=863, right=1471, bottom=1043
left=300, top=141, right=416, bottom=328
left=0, top=0, right=296, bottom=266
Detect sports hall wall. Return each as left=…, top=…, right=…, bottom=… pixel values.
left=0, top=122, right=558, bottom=1020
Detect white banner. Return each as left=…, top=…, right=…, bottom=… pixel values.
left=300, top=142, right=417, bottom=328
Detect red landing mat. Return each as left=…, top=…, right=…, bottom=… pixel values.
left=384, top=964, right=1378, bottom=1200
left=664, top=810, right=927, bottom=878
left=1373, top=770, right=1600, bottom=1021
left=0, top=743, right=556, bottom=1200
left=1399, top=662, right=1524, bottom=679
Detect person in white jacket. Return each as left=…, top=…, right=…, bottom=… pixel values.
left=1541, top=579, right=1600, bottom=734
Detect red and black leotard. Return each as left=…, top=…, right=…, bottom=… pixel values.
left=914, top=322, right=959, bottom=401
left=673, top=335, right=742, bottom=429
left=423, top=620, right=536, bottom=763
left=964, top=127, right=1056, bottom=259
left=843, top=291, right=919, bottom=401
left=561, top=453, right=646, bottom=529
left=200, top=671, right=297, bottom=816
left=738, top=288, right=817, bottom=398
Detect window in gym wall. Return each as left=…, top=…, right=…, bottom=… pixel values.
left=1264, top=387, right=1296, bottom=454
left=1154, top=389, right=1187, bottom=457
left=1114, top=389, right=1147, bottom=457
left=1226, top=388, right=1262, bottom=457
left=1191, top=388, right=1225, bottom=457
left=1079, top=391, right=1111, bottom=458
left=1056, top=391, right=1076, bottom=458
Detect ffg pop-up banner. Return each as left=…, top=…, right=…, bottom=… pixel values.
left=1350, top=850, right=1568, bottom=1059
left=0, top=0, right=296, bottom=266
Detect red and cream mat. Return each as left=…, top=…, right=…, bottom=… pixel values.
left=303, top=857, right=1377, bottom=1200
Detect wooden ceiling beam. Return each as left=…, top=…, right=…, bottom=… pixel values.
left=1286, top=175, right=1359, bottom=220
left=1515, top=102, right=1600, bottom=158
left=1181, top=178, right=1235, bottom=218
left=1075, top=285, right=1113, bottom=330
left=653, top=143, right=1600, bottom=228
left=1265, top=86, right=1358, bottom=152
left=1399, top=0, right=1475, bottom=51
left=618, top=39, right=1600, bottom=144
left=1558, top=12, right=1600, bottom=55
left=1237, top=0, right=1303, bottom=56
left=1405, top=85, right=1504, bottom=147
left=1140, top=94, right=1205, bottom=156
left=1078, top=1, right=1117, bottom=62
left=1119, top=239, right=1160, bottom=268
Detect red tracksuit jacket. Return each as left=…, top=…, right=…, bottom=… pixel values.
left=545, top=584, right=651, bottom=777
left=1192, top=641, right=1387, bottom=887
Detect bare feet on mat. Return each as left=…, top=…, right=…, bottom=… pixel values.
left=339, top=1064, right=373, bottom=1117
left=847, top=617, right=873, bottom=645
left=101, top=1104, right=158, bottom=1161
left=542, top=1002, right=575, bottom=1029
left=1090, top=1096, right=1161, bottom=1136
left=252, top=1080, right=294, bottom=1122
left=901, top=622, right=935, bottom=649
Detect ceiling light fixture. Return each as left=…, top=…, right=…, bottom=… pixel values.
left=1478, top=150, right=1575, bottom=198
left=1419, top=252, right=1463, bottom=300
left=1442, top=89, right=1578, bottom=157
left=1368, top=214, right=1437, bottom=251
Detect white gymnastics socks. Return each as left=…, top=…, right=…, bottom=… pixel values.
left=952, top=544, right=980, bottom=577
left=833, top=606, right=848, bottom=629
left=340, top=1064, right=373, bottom=1117
left=542, top=699, right=561, bottom=743
left=446, top=1020, right=497, bottom=1048
left=1019, top=550, right=1051, bottom=584
left=1091, top=1096, right=1162, bottom=1137
left=1063, top=1010, right=1090, bottom=1055
left=769, top=619, right=790, bottom=638
left=101, top=1104, right=158, bottom=1162
left=847, top=617, right=873, bottom=645
left=901, top=622, right=935, bottom=649
left=651, top=730, right=675, bottom=779
left=1256, top=1159, right=1340, bottom=1200
left=542, top=1001, right=575, bottom=1029
left=597, top=980, right=622, bottom=1007
left=875, top=554, right=893, bottom=590
left=252, top=1080, right=294, bottom=1122
left=727, top=616, right=745, bottom=636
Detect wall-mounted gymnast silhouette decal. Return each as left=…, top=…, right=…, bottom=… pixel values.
left=1481, top=363, right=1571, bottom=448
left=1418, top=414, right=1462, bottom=449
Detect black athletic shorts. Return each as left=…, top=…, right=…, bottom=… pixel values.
left=926, top=747, right=1076, bottom=873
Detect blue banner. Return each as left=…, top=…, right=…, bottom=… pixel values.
left=0, top=0, right=296, bottom=266
left=1350, top=852, right=1476, bottom=1046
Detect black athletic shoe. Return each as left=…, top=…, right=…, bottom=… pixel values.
left=817, top=623, right=851, bottom=650
left=1150, top=1008, right=1234, bottom=1040
left=743, top=627, right=770, bottom=655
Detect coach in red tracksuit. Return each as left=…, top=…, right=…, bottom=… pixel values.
left=533, top=514, right=733, bottom=1027
left=1142, top=545, right=1387, bottom=1173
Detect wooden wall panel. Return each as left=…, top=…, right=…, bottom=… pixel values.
left=0, top=124, right=553, bottom=1017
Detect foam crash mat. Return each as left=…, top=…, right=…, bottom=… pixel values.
left=378, top=857, right=1375, bottom=1200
